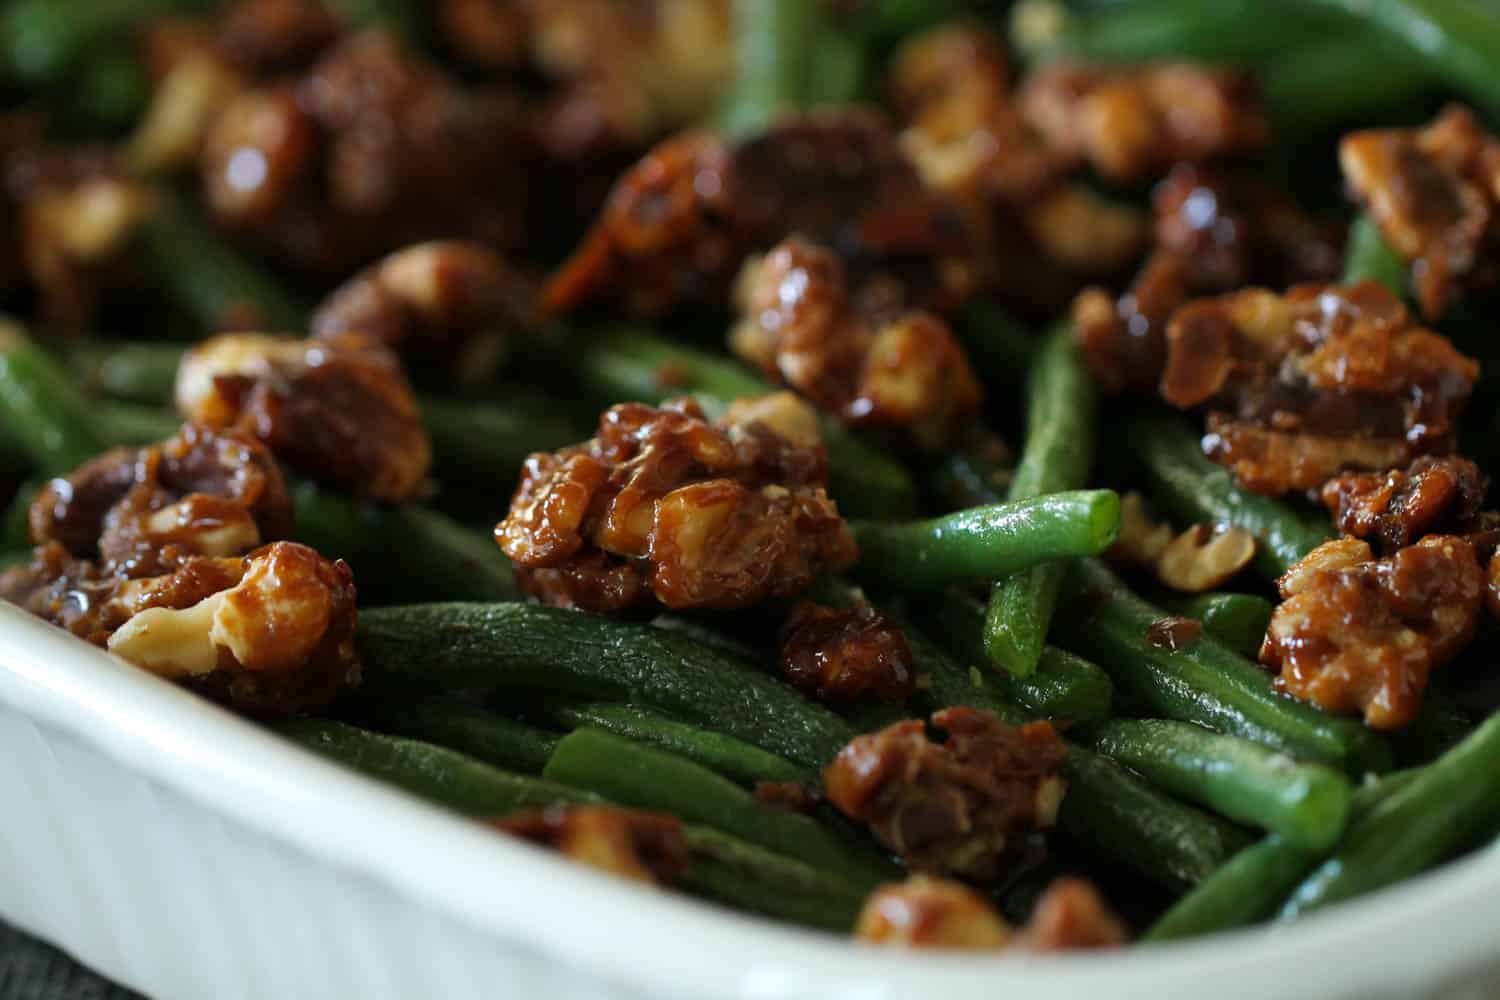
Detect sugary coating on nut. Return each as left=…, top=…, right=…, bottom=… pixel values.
left=176, top=331, right=431, bottom=502
left=491, top=804, right=689, bottom=885
left=543, top=112, right=979, bottom=319
left=496, top=398, right=855, bottom=612
left=824, top=708, right=1067, bottom=880
left=1262, top=536, right=1484, bottom=730
left=28, top=423, right=291, bottom=578
left=312, top=240, right=534, bottom=381
left=1322, top=456, right=1490, bottom=556
left=1019, top=62, right=1268, bottom=184
left=731, top=236, right=982, bottom=450
left=1014, top=877, right=1127, bottom=951
left=856, top=876, right=1014, bottom=949
left=1162, top=281, right=1478, bottom=495
left=1340, top=105, right=1500, bottom=320
left=201, top=30, right=536, bottom=277
left=778, top=601, right=916, bottom=704
left=1074, top=164, right=1342, bottom=394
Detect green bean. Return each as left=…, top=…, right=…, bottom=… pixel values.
left=1281, top=709, right=1500, bottom=917
left=0, top=318, right=107, bottom=475
left=135, top=190, right=308, bottom=334
left=1263, top=33, right=1435, bottom=137
left=0, top=481, right=38, bottom=550
left=1145, top=770, right=1421, bottom=941
left=680, top=826, right=865, bottom=932
left=913, top=590, right=1114, bottom=723
left=1059, top=559, right=1390, bottom=775
left=66, top=46, right=150, bottom=135
left=984, top=323, right=1097, bottom=678
left=421, top=395, right=587, bottom=492
left=718, top=0, right=824, bottom=133
left=1296, top=0, right=1500, bottom=111
left=97, top=402, right=180, bottom=447
left=529, top=700, right=810, bottom=787
left=850, top=490, right=1120, bottom=590
left=1127, top=411, right=1331, bottom=580
left=544, top=728, right=895, bottom=887
left=1341, top=213, right=1409, bottom=296
left=278, top=718, right=597, bottom=815
left=954, top=300, right=1037, bottom=389
left=1392, top=686, right=1475, bottom=767
left=68, top=340, right=184, bottom=406
left=1084, top=719, right=1352, bottom=848
left=907, top=613, right=1246, bottom=891
left=356, top=697, right=560, bottom=776
left=356, top=602, right=857, bottom=770
left=1, top=0, right=218, bottom=87
left=290, top=483, right=521, bottom=605
left=575, top=328, right=917, bottom=518
left=1153, top=591, right=1274, bottom=660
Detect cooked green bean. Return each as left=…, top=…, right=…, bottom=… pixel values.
left=718, top=0, right=825, bottom=133
left=1127, top=411, right=1331, bottom=580
left=1264, top=33, right=1434, bottom=136
left=356, top=602, right=857, bottom=770
left=421, top=395, right=588, bottom=492
left=544, top=728, right=895, bottom=887
left=1280, top=710, right=1500, bottom=917
left=984, top=323, right=1097, bottom=677
left=356, top=697, right=560, bottom=776
left=97, top=402, right=180, bottom=447
left=0, top=319, right=107, bottom=475
left=680, top=826, right=865, bottom=932
left=1083, top=718, right=1352, bottom=848
left=530, top=700, right=810, bottom=787
left=1341, top=213, right=1409, bottom=295
left=1059, top=559, right=1390, bottom=775
left=1153, top=591, right=1275, bottom=660
left=851, top=490, right=1120, bottom=590
left=66, top=46, right=150, bottom=134
left=68, top=340, right=184, bottom=406
left=954, top=301, right=1037, bottom=389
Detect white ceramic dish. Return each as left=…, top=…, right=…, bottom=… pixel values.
left=2, top=602, right=1499, bottom=1000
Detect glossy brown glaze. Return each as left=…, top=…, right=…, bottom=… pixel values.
left=492, top=804, right=689, bottom=885
left=778, top=601, right=916, bottom=704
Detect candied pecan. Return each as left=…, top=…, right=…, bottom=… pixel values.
left=492, top=804, right=689, bottom=885
left=824, top=708, right=1067, bottom=879
left=496, top=398, right=855, bottom=612
left=1322, top=456, right=1490, bottom=555
left=104, top=541, right=359, bottom=714
left=1340, top=105, right=1500, bottom=320
left=1163, top=282, right=1479, bottom=495
left=778, top=601, right=916, bottom=703
left=543, top=112, right=980, bottom=318
left=312, top=240, right=535, bottom=381
left=1262, top=536, right=1484, bottom=729
left=201, top=30, right=536, bottom=277
left=1075, top=164, right=1341, bottom=394
left=856, top=876, right=1014, bottom=949
left=175, top=332, right=431, bottom=502
left=1014, top=878, right=1126, bottom=952
left=29, top=423, right=291, bottom=578
left=730, top=236, right=982, bottom=449
left=1020, top=62, right=1267, bottom=184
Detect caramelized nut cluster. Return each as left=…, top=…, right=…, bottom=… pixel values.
left=1322, top=456, right=1491, bottom=556
left=312, top=240, right=534, bottom=382
left=1341, top=105, right=1500, bottom=320
left=176, top=331, right=431, bottom=502
left=856, top=875, right=1124, bottom=951
left=491, top=804, right=690, bottom=885
left=1262, top=536, right=1485, bottom=729
left=731, top=237, right=982, bottom=449
left=201, top=30, right=535, bottom=277
left=778, top=601, right=916, bottom=704
left=496, top=397, right=856, bottom=613
left=543, top=113, right=980, bottom=319
left=824, top=708, right=1067, bottom=879
left=1019, top=63, right=1268, bottom=185
left=1075, top=164, right=1343, bottom=393
left=1161, top=281, right=1479, bottom=495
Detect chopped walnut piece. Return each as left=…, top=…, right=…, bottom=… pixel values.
left=1156, top=524, right=1256, bottom=592
left=1262, top=536, right=1484, bottom=729
left=1162, top=281, right=1478, bottom=495
left=730, top=237, right=982, bottom=449
left=824, top=708, right=1067, bottom=879
left=1075, top=164, right=1342, bottom=394
left=492, top=804, right=689, bottom=885
left=856, top=875, right=1124, bottom=951
left=175, top=332, right=431, bottom=502
left=778, top=601, right=916, bottom=704
left=1020, top=63, right=1267, bottom=185
left=1322, top=456, right=1490, bottom=556
left=1110, top=492, right=1175, bottom=567
left=312, top=240, right=534, bottom=381
left=201, top=30, right=536, bottom=277
left=28, top=423, right=291, bottom=578
left=856, top=876, right=1013, bottom=949
left=496, top=398, right=855, bottom=613
left=543, top=112, right=979, bottom=319
left=721, top=392, right=822, bottom=451
left=1340, top=105, right=1500, bottom=320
